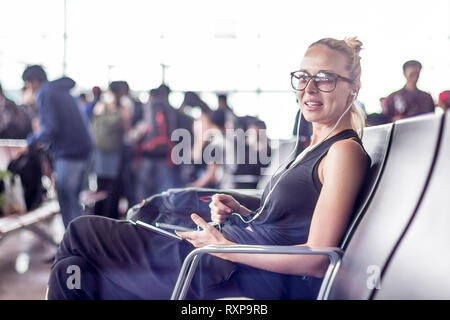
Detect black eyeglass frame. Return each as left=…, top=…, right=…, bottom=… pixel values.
left=290, top=70, right=354, bottom=93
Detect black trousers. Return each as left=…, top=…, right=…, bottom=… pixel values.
left=47, top=215, right=240, bottom=300
left=47, top=255, right=141, bottom=299
left=48, top=216, right=160, bottom=299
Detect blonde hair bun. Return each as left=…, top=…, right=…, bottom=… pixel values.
left=344, top=37, right=363, bottom=52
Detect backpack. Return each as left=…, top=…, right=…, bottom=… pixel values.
left=138, top=103, right=176, bottom=159
left=7, top=150, right=44, bottom=211
left=126, top=187, right=261, bottom=227
left=92, top=107, right=123, bottom=153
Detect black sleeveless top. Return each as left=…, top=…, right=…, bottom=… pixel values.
left=222, top=129, right=371, bottom=246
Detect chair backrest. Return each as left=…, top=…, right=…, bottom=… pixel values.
left=373, top=113, right=449, bottom=299
left=327, top=113, right=443, bottom=300
left=340, top=123, right=393, bottom=248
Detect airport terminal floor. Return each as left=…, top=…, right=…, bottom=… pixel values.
left=0, top=216, right=63, bottom=299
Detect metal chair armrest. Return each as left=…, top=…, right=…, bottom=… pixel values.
left=171, top=244, right=343, bottom=300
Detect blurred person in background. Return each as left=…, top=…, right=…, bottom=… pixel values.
left=181, top=92, right=238, bottom=189
left=230, top=118, right=271, bottom=189
left=20, top=86, right=41, bottom=134
left=217, top=93, right=237, bottom=130
left=154, top=84, right=186, bottom=189
left=365, top=97, right=389, bottom=127
left=382, top=60, right=434, bottom=122
left=91, top=83, right=130, bottom=219
left=83, top=86, right=102, bottom=120
left=189, top=108, right=230, bottom=189
left=437, top=90, right=450, bottom=113
left=19, top=65, right=93, bottom=228
left=117, top=81, right=142, bottom=209
left=1, top=82, right=47, bottom=211
left=0, top=83, right=33, bottom=139
left=130, top=86, right=178, bottom=202
left=78, top=93, right=88, bottom=109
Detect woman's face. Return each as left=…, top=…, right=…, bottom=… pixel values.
left=297, top=45, right=355, bottom=126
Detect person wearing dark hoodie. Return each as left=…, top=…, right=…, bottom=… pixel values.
left=21, top=65, right=93, bottom=228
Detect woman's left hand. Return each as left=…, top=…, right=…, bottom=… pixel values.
left=176, top=213, right=233, bottom=248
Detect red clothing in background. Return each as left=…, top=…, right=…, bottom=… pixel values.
left=383, top=87, right=434, bottom=122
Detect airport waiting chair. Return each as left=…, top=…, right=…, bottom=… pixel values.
left=326, top=113, right=442, bottom=299
left=372, top=112, right=450, bottom=299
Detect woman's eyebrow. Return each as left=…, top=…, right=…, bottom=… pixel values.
left=297, top=69, right=335, bottom=75
left=317, top=69, right=335, bottom=74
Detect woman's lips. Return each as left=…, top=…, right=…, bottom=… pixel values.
left=304, top=101, right=323, bottom=111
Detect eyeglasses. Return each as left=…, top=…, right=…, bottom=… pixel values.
left=290, top=70, right=354, bottom=93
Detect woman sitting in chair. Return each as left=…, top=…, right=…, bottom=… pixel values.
left=47, top=37, right=370, bottom=300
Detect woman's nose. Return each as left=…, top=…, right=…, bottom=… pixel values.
left=305, top=77, right=318, bottom=93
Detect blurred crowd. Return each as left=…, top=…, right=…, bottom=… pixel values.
left=77, top=81, right=272, bottom=220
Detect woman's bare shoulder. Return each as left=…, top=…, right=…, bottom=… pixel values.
left=326, top=138, right=368, bottom=170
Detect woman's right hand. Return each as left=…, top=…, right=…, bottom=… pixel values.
left=209, top=194, right=242, bottom=224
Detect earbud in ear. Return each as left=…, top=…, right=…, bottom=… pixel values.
left=351, top=91, right=357, bottom=96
